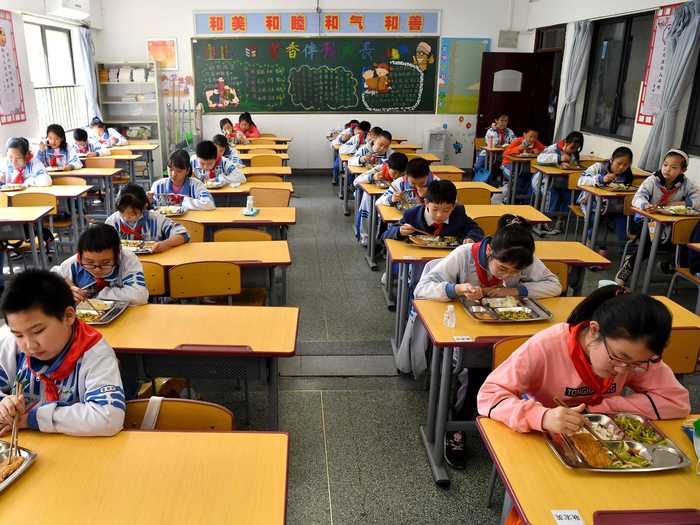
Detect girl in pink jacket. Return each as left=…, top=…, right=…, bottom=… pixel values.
left=477, top=285, right=689, bottom=436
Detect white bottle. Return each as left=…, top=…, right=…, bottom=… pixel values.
left=246, top=195, right=254, bottom=210
left=443, top=304, right=456, bottom=329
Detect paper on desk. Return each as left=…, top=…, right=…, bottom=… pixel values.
left=551, top=510, right=585, bottom=524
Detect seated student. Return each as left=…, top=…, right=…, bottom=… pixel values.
left=533, top=131, right=584, bottom=235
left=577, top=146, right=634, bottom=252
left=106, top=183, right=189, bottom=253
left=0, top=137, right=52, bottom=186
left=53, top=223, right=149, bottom=306
left=353, top=152, right=408, bottom=244
left=616, top=149, right=699, bottom=284
left=233, top=112, right=261, bottom=141
left=150, top=150, right=215, bottom=211
left=73, top=128, right=109, bottom=157
left=501, top=127, right=545, bottom=202
left=338, top=120, right=371, bottom=155
left=349, top=129, right=393, bottom=167
left=0, top=269, right=125, bottom=437
left=88, top=117, right=127, bottom=146
left=219, top=117, right=236, bottom=141
left=328, top=119, right=359, bottom=144
left=376, top=157, right=436, bottom=208
left=212, top=134, right=243, bottom=168
left=474, top=113, right=517, bottom=173
left=330, top=120, right=360, bottom=185
left=37, top=124, right=82, bottom=171
left=190, top=140, right=245, bottom=186
left=384, top=180, right=484, bottom=243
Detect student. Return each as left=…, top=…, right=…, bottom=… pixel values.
left=190, top=140, right=245, bottom=186
left=0, top=137, right=52, bottom=186
left=501, top=128, right=545, bottom=202
left=37, top=124, right=82, bottom=171
left=384, top=180, right=485, bottom=243
left=349, top=129, right=393, bottom=167
left=106, top=183, right=189, bottom=253
left=616, top=149, right=699, bottom=284
left=52, top=223, right=149, bottom=306
left=72, top=128, right=109, bottom=157
left=219, top=117, right=236, bottom=140
left=474, top=113, right=517, bottom=173
left=577, top=146, right=634, bottom=250
left=338, top=120, right=371, bottom=155
left=233, top=112, right=261, bottom=140
left=376, top=157, right=436, bottom=208
left=353, top=152, right=408, bottom=244
left=88, top=117, right=127, bottom=146
left=533, top=131, right=584, bottom=235
left=150, top=149, right=215, bottom=211
left=0, top=269, right=125, bottom=437
left=212, top=134, right=243, bottom=168
left=330, top=119, right=359, bottom=185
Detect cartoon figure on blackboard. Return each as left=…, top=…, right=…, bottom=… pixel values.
left=362, top=67, right=377, bottom=94
left=204, top=76, right=240, bottom=109
left=413, top=41, right=435, bottom=72
left=363, top=64, right=391, bottom=94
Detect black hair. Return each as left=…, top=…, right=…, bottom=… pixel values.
left=2, top=269, right=75, bottom=321
left=567, top=285, right=672, bottom=356
left=490, top=214, right=534, bottom=269
left=664, top=150, right=688, bottom=170
left=608, top=146, right=634, bottom=184
left=493, top=112, right=508, bottom=120
left=425, top=180, right=457, bottom=205
left=167, top=149, right=193, bottom=177
left=345, top=119, right=360, bottom=128
left=406, top=157, right=430, bottom=179
left=212, top=134, right=229, bottom=149
left=77, top=223, right=121, bottom=265
left=239, top=112, right=255, bottom=127
left=117, top=183, right=148, bottom=212
left=377, top=129, right=392, bottom=143
left=46, top=124, right=68, bottom=151
left=6, top=137, right=30, bottom=157
left=358, top=121, right=371, bottom=133
left=564, top=131, right=584, bottom=149
left=522, top=127, right=538, bottom=135
left=219, top=118, right=234, bottom=131
left=387, top=152, right=408, bottom=172
left=73, top=128, right=88, bottom=142
left=195, top=140, right=218, bottom=160
left=369, top=126, right=383, bottom=136
left=90, top=117, right=106, bottom=130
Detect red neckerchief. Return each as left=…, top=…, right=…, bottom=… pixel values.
left=567, top=322, right=614, bottom=405
left=25, top=320, right=102, bottom=401
left=94, top=278, right=108, bottom=292
left=557, top=140, right=566, bottom=152
left=471, top=241, right=502, bottom=287
left=207, top=159, right=220, bottom=180
left=431, top=222, right=444, bottom=236
left=12, top=166, right=25, bottom=184
left=496, top=128, right=505, bottom=144
left=658, top=184, right=679, bottom=207
left=380, top=163, right=392, bottom=182
left=49, top=150, right=59, bottom=167
left=358, top=131, right=365, bottom=146
left=119, top=222, right=144, bottom=240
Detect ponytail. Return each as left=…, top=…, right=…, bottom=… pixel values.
left=490, top=215, right=534, bottom=269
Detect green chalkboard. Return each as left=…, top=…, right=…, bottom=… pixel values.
left=191, top=37, right=438, bottom=113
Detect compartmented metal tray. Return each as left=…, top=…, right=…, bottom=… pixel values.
left=408, top=235, right=461, bottom=249
left=154, top=206, right=186, bottom=217
left=545, top=412, right=691, bottom=473
left=0, top=441, right=37, bottom=493
left=656, top=206, right=700, bottom=216
left=0, top=184, right=26, bottom=192
left=76, top=300, right=129, bottom=325
left=605, top=183, right=638, bottom=192
left=121, top=240, right=155, bottom=255
left=205, top=180, right=227, bottom=189
left=459, top=296, right=552, bottom=322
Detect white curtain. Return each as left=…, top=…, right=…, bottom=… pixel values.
left=78, top=26, right=101, bottom=123
left=554, top=21, right=593, bottom=141
left=639, top=0, right=700, bottom=170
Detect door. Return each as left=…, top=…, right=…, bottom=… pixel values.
left=476, top=52, right=556, bottom=142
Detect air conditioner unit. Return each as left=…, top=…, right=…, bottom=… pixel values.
left=45, top=0, right=90, bottom=20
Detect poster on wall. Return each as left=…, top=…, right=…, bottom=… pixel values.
left=0, top=10, right=26, bottom=125
left=147, top=39, right=178, bottom=70
left=637, top=4, right=681, bottom=125
left=437, top=38, right=489, bottom=115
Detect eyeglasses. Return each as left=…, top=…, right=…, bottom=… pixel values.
left=601, top=337, right=661, bottom=373
left=81, top=262, right=115, bottom=271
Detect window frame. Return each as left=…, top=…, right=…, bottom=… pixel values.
left=581, top=12, right=653, bottom=141
left=681, top=58, right=700, bottom=157
left=24, top=22, right=77, bottom=87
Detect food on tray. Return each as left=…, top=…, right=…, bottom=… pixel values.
left=77, top=299, right=112, bottom=312
left=496, top=310, right=531, bottom=321
left=658, top=205, right=700, bottom=215
left=614, top=415, right=666, bottom=445
left=587, top=418, right=624, bottom=441
left=205, top=180, right=226, bottom=189
left=610, top=441, right=651, bottom=469
left=409, top=235, right=460, bottom=248
left=606, top=183, right=636, bottom=191
left=570, top=432, right=613, bottom=468
left=0, top=456, right=24, bottom=481
left=120, top=240, right=155, bottom=252
left=0, top=184, right=25, bottom=192
left=481, top=296, right=519, bottom=308
left=156, top=206, right=184, bottom=216
left=76, top=310, right=100, bottom=323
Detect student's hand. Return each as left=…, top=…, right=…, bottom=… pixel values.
left=399, top=224, right=417, bottom=236
left=146, top=192, right=154, bottom=205
left=86, top=152, right=97, bottom=158
left=109, top=136, right=118, bottom=146
left=485, top=287, right=519, bottom=297
left=603, top=174, right=616, bottom=184
left=561, top=153, right=571, bottom=162
left=560, top=162, right=571, bottom=169
left=372, top=173, right=383, bottom=182
left=151, top=241, right=166, bottom=254
left=542, top=404, right=586, bottom=435
left=70, top=285, right=87, bottom=304
left=0, top=394, right=25, bottom=429
left=456, top=283, right=483, bottom=300
left=391, top=192, right=402, bottom=203
left=38, top=141, right=46, bottom=151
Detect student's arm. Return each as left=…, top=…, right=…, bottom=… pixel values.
left=248, top=126, right=261, bottom=139
left=533, top=140, right=546, bottom=153
left=96, top=251, right=148, bottom=305
left=503, top=139, right=523, bottom=157
left=509, top=257, right=562, bottom=298
left=684, top=181, right=700, bottom=209
left=27, top=161, right=52, bottom=187
left=460, top=209, right=485, bottom=242
left=109, top=128, right=127, bottom=146
left=27, top=342, right=125, bottom=436
left=95, top=141, right=111, bottom=157
left=0, top=328, right=18, bottom=396
left=66, top=146, right=83, bottom=170
left=339, top=136, right=358, bottom=155
left=413, top=245, right=467, bottom=300
left=161, top=215, right=190, bottom=243
left=631, top=176, right=655, bottom=210
left=536, top=149, right=560, bottom=165
left=183, top=182, right=215, bottom=211
left=222, top=161, right=246, bottom=185
left=35, top=149, right=49, bottom=166
left=589, top=361, right=690, bottom=420
left=578, top=163, right=605, bottom=187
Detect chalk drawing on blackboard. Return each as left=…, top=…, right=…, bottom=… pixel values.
left=288, top=65, right=358, bottom=111
left=361, top=61, right=423, bottom=112
left=412, top=41, right=435, bottom=72
left=362, top=63, right=392, bottom=95
left=204, top=77, right=240, bottom=109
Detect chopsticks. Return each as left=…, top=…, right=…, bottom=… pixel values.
left=8, top=379, right=20, bottom=463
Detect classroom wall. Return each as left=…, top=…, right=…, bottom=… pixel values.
left=93, top=0, right=535, bottom=169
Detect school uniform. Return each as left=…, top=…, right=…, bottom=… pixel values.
left=36, top=145, right=82, bottom=170
left=89, top=127, right=127, bottom=146
left=233, top=123, right=261, bottom=139
left=351, top=162, right=391, bottom=243
left=73, top=139, right=110, bottom=157
left=532, top=141, right=580, bottom=214
left=190, top=157, right=245, bottom=186
left=0, top=157, right=52, bottom=186
left=475, top=126, right=516, bottom=171
left=0, top=322, right=125, bottom=436
left=384, top=204, right=484, bottom=242
left=52, top=247, right=149, bottom=305
left=150, top=176, right=215, bottom=211
left=501, top=137, right=545, bottom=201
left=348, top=143, right=393, bottom=167
left=331, top=126, right=356, bottom=184
left=105, top=210, right=190, bottom=243
left=375, top=173, right=438, bottom=207
left=221, top=146, right=244, bottom=168
left=338, top=132, right=365, bottom=155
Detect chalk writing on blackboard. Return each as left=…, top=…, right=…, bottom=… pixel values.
left=361, top=61, right=423, bottom=112
left=288, top=65, right=358, bottom=111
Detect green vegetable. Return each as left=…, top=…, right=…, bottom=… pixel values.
left=610, top=442, right=651, bottom=469
left=614, top=416, right=664, bottom=445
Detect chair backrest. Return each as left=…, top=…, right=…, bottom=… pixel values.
left=250, top=139, right=276, bottom=144
left=434, top=172, right=462, bottom=182
left=474, top=216, right=501, bottom=236
left=169, top=261, right=242, bottom=299
left=474, top=137, right=486, bottom=150
left=84, top=157, right=116, bottom=168
left=567, top=172, right=581, bottom=191
left=405, top=153, right=419, bottom=161
left=213, top=228, right=272, bottom=242
left=250, top=154, right=282, bottom=167
left=140, top=261, right=166, bottom=296
left=110, top=148, right=132, bottom=155
left=258, top=133, right=276, bottom=137
left=11, top=192, right=57, bottom=215
left=492, top=336, right=530, bottom=368
left=175, top=219, right=205, bottom=242
left=124, top=398, right=234, bottom=431
left=51, top=176, right=87, bottom=186
left=246, top=174, right=283, bottom=183
left=456, top=187, right=491, bottom=205
left=670, top=218, right=700, bottom=245
left=249, top=187, right=291, bottom=207
left=543, top=260, right=569, bottom=294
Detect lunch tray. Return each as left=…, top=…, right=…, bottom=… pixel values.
left=605, top=184, right=638, bottom=192
left=545, top=412, right=691, bottom=473
left=408, top=235, right=461, bottom=250
left=0, top=184, right=26, bottom=192
left=459, top=296, right=552, bottom=323
left=155, top=206, right=186, bottom=217
left=656, top=206, right=700, bottom=216
left=77, top=300, right=129, bottom=326
left=121, top=240, right=155, bottom=255
left=205, top=181, right=227, bottom=189
left=0, top=441, right=37, bottom=493
left=374, top=180, right=390, bottom=189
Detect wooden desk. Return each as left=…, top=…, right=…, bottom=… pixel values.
left=430, top=164, right=464, bottom=182
left=633, top=166, right=652, bottom=178
left=113, top=143, right=160, bottom=184
left=236, top=144, right=289, bottom=152
left=579, top=153, right=606, bottom=167
left=391, top=143, right=421, bottom=151
left=577, top=185, right=638, bottom=250
left=531, top=163, right=584, bottom=212
left=208, top=182, right=294, bottom=207
left=77, top=153, right=143, bottom=182
left=51, top=167, right=123, bottom=215
left=175, top=207, right=296, bottom=241
left=503, top=154, right=537, bottom=204
left=340, top=153, right=352, bottom=163
left=391, top=137, right=407, bottom=143
left=464, top=204, right=551, bottom=223
left=242, top=166, right=292, bottom=177
left=377, top=204, right=403, bottom=224
left=0, top=206, right=52, bottom=267
left=480, top=146, right=506, bottom=173
left=416, top=153, right=440, bottom=163
left=249, top=136, right=292, bottom=143
left=238, top=153, right=289, bottom=165
left=477, top=416, right=700, bottom=525
left=1, top=430, right=288, bottom=524
left=348, top=165, right=369, bottom=175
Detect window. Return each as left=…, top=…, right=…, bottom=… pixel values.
left=682, top=58, right=700, bottom=156
left=582, top=13, right=653, bottom=140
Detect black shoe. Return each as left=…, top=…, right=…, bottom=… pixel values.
left=615, top=254, right=635, bottom=285
left=444, top=430, right=467, bottom=470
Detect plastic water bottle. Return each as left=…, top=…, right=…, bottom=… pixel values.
left=443, top=304, right=456, bottom=329
left=246, top=195, right=254, bottom=210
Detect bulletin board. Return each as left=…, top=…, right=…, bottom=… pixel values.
left=0, top=10, right=26, bottom=125
left=437, top=38, right=490, bottom=115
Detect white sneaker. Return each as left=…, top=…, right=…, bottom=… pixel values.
left=380, top=272, right=387, bottom=285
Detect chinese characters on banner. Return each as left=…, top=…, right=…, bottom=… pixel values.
left=194, top=11, right=440, bottom=35
left=637, top=4, right=680, bottom=125
left=0, top=10, right=26, bottom=125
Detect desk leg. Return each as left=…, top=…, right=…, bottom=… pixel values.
left=69, top=198, right=80, bottom=252
left=280, top=265, right=287, bottom=305
left=147, top=151, right=155, bottom=184
left=500, top=491, right=514, bottom=525
left=365, top=195, right=378, bottom=270
left=28, top=223, right=40, bottom=268
left=581, top=196, right=593, bottom=245
left=383, top=246, right=396, bottom=310
left=392, top=263, right=408, bottom=352
left=532, top=171, right=545, bottom=212
left=343, top=167, right=351, bottom=216
left=106, top=178, right=115, bottom=215
left=268, top=357, right=279, bottom=430
left=128, top=160, right=136, bottom=183
left=629, top=218, right=649, bottom=291
left=540, top=174, right=552, bottom=213
left=589, top=196, right=603, bottom=251
left=509, top=163, right=520, bottom=205
left=642, top=220, right=662, bottom=294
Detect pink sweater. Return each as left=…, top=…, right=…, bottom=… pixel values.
left=477, top=323, right=690, bottom=433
